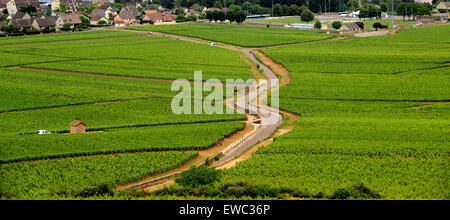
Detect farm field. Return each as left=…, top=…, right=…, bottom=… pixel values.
left=357, top=19, right=417, bottom=30
left=244, top=17, right=416, bottom=30
left=221, top=25, right=450, bottom=199
left=1, top=18, right=448, bottom=201
left=129, top=23, right=337, bottom=47
left=244, top=17, right=312, bottom=24
left=0, top=151, right=198, bottom=199
left=0, top=121, right=245, bottom=163
left=0, top=31, right=253, bottom=81
left=0, top=30, right=252, bottom=199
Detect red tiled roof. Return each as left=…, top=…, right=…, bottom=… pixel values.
left=91, top=16, right=105, bottom=21
left=164, top=14, right=174, bottom=21
left=144, top=12, right=163, bottom=21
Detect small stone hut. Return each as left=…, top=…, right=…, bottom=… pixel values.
left=70, top=120, right=87, bottom=134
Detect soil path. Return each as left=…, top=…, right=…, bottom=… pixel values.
left=115, top=29, right=339, bottom=191
left=409, top=101, right=449, bottom=110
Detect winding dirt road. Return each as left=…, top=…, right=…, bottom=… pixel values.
left=114, top=30, right=287, bottom=190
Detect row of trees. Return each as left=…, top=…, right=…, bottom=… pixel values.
left=205, top=9, right=247, bottom=23
left=272, top=4, right=309, bottom=16
left=150, top=0, right=437, bottom=13
left=396, top=2, right=433, bottom=21
left=122, top=0, right=446, bottom=14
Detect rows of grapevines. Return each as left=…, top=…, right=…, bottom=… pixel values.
left=0, top=121, right=245, bottom=163
left=223, top=25, right=450, bottom=199
left=0, top=151, right=198, bottom=199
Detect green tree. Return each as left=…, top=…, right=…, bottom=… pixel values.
left=242, top=1, right=251, bottom=13
left=223, top=0, right=235, bottom=8
left=87, top=5, right=99, bottom=14
left=112, top=3, right=122, bottom=9
left=60, top=2, right=67, bottom=13
left=1, top=24, right=19, bottom=34
left=80, top=16, right=90, bottom=26
left=19, top=6, right=37, bottom=14
left=314, top=20, right=322, bottom=29
left=300, top=9, right=314, bottom=23
left=206, top=10, right=215, bottom=22
left=299, top=5, right=308, bottom=15
left=347, top=0, right=359, bottom=11
left=213, top=1, right=223, bottom=8
left=226, top=10, right=235, bottom=23
left=380, top=3, right=388, bottom=12
left=62, top=23, right=71, bottom=31
left=175, top=166, right=220, bottom=188
left=216, top=10, right=226, bottom=22
left=289, top=5, right=300, bottom=16
left=212, top=10, right=219, bottom=22
left=417, top=4, right=431, bottom=16
left=281, top=5, right=290, bottom=16
left=273, top=3, right=282, bottom=16
left=332, top=21, right=342, bottom=30
left=228, top=4, right=242, bottom=12
left=251, top=4, right=263, bottom=15
left=235, top=10, right=246, bottom=24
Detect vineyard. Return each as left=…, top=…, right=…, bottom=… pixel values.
left=0, top=30, right=251, bottom=199
left=0, top=31, right=253, bottom=81
left=0, top=151, right=198, bottom=199
left=129, top=23, right=337, bottom=47
left=1, top=21, right=448, bottom=200
left=221, top=25, right=450, bottom=199
left=0, top=122, right=245, bottom=163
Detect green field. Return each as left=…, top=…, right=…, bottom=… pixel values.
left=0, top=31, right=253, bottom=81
left=357, top=19, right=417, bottom=30
left=0, top=151, right=198, bottom=199
left=0, top=30, right=251, bottom=199
left=0, top=121, right=245, bottom=163
left=129, top=23, right=337, bottom=47
left=244, top=17, right=313, bottom=24
left=1, top=23, right=448, bottom=200
left=221, top=25, right=450, bottom=199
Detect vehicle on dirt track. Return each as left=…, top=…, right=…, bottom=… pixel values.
left=35, top=130, right=51, bottom=135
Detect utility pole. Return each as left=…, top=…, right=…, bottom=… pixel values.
left=271, top=0, right=273, bottom=17
left=329, top=0, right=331, bottom=13
left=392, top=0, right=394, bottom=28
left=224, top=0, right=227, bottom=17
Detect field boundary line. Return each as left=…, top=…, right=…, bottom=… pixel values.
left=2, top=121, right=247, bottom=164
left=0, top=97, right=170, bottom=114
left=8, top=66, right=251, bottom=86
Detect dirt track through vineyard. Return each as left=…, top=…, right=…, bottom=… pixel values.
left=6, top=28, right=352, bottom=191
left=113, top=29, right=354, bottom=191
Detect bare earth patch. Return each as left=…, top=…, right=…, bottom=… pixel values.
left=252, top=50, right=290, bottom=87
left=409, top=101, right=449, bottom=110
